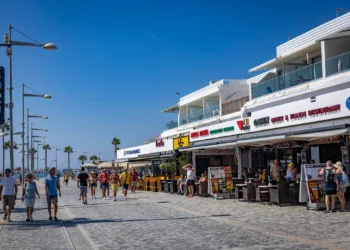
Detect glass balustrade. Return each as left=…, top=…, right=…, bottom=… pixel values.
left=252, top=62, right=322, bottom=99
left=326, top=50, right=350, bottom=76
left=178, top=105, right=220, bottom=126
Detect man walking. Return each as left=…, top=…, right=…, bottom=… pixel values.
left=110, top=170, right=122, bottom=201
left=120, top=168, right=130, bottom=200
left=77, top=167, right=89, bottom=205
left=99, top=169, right=109, bottom=200
left=45, top=167, right=61, bottom=221
left=0, top=169, right=18, bottom=222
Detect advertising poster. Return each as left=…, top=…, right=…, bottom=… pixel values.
left=304, top=165, right=324, bottom=204
left=208, top=166, right=233, bottom=195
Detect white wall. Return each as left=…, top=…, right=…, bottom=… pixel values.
left=325, top=37, right=350, bottom=59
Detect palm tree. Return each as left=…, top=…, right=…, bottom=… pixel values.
left=0, top=122, right=9, bottom=174
left=27, top=148, right=37, bottom=174
left=42, top=144, right=51, bottom=175
left=112, top=137, right=121, bottom=153
left=4, top=141, right=18, bottom=171
left=78, top=155, right=87, bottom=165
left=90, top=155, right=98, bottom=164
left=64, top=146, right=73, bottom=173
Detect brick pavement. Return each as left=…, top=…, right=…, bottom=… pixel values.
left=0, top=179, right=349, bottom=250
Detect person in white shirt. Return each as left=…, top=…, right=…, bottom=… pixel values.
left=185, top=164, right=195, bottom=198
left=270, top=159, right=281, bottom=182
left=0, top=169, right=18, bottom=222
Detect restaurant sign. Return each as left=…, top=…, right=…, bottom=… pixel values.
left=253, top=117, right=269, bottom=127
left=124, top=149, right=140, bottom=156
left=155, top=139, right=164, bottom=147
left=237, top=118, right=250, bottom=131
left=191, top=126, right=234, bottom=139
left=173, top=135, right=190, bottom=150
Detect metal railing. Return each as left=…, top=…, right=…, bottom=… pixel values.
left=326, top=50, right=350, bottom=76
left=179, top=105, right=220, bottom=125
left=252, top=62, right=322, bottom=99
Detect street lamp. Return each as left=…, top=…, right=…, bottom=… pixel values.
left=2, top=24, right=57, bottom=174
left=53, top=147, right=62, bottom=171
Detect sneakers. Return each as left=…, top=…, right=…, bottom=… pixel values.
left=49, top=216, right=53, bottom=221
left=107, top=197, right=110, bottom=200
left=26, top=218, right=30, bottom=222
left=54, top=217, right=58, bottom=222
left=114, top=198, right=117, bottom=201
left=103, top=197, right=106, bottom=200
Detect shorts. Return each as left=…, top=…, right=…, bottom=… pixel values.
left=131, top=181, right=138, bottom=187
left=64, top=179, right=69, bottom=183
left=101, top=183, right=109, bottom=190
left=123, top=183, right=129, bottom=190
left=324, top=183, right=337, bottom=195
left=90, top=183, right=97, bottom=188
left=3, top=195, right=15, bottom=209
left=111, top=184, right=119, bottom=191
left=187, top=180, right=194, bottom=187
left=24, top=198, right=36, bottom=207
left=80, top=186, right=88, bottom=195
left=338, top=183, right=348, bottom=193
left=47, top=195, right=58, bottom=204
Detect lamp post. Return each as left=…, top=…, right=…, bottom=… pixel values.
left=3, top=24, right=57, bottom=174
left=36, top=143, right=44, bottom=173
left=22, top=84, right=51, bottom=181
left=27, top=111, right=48, bottom=172
left=53, top=147, right=61, bottom=171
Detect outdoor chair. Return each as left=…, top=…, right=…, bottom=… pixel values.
left=198, top=182, right=209, bottom=197
left=254, top=182, right=269, bottom=203
left=270, top=183, right=290, bottom=206
left=242, top=183, right=256, bottom=202
left=168, top=181, right=178, bottom=194
left=164, top=181, right=169, bottom=193
left=289, top=182, right=300, bottom=204
left=138, top=180, right=144, bottom=191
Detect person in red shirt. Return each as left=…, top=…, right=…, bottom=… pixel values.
left=98, top=170, right=109, bottom=200
left=130, top=168, right=138, bottom=193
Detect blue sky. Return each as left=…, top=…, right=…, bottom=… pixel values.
left=0, top=0, right=349, bottom=169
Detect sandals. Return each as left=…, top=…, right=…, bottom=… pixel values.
left=7, top=218, right=12, bottom=222
left=3, top=214, right=7, bottom=221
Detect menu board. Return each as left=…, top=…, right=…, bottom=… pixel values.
left=208, top=166, right=233, bottom=195
left=304, top=165, right=324, bottom=204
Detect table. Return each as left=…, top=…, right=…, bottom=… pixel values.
left=234, top=184, right=247, bottom=200
left=257, top=185, right=278, bottom=188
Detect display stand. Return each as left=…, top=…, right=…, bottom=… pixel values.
left=208, top=166, right=233, bottom=200
left=299, top=164, right=326, bottom=210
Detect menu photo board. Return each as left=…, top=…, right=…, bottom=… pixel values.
left=208, top=166, right=233, bottom=196
left=303, top=164, right=325, bottom=204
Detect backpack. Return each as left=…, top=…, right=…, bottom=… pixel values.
left=340, top=171, right=350, bottom=187
left=324, top=168, right=335, bottom=184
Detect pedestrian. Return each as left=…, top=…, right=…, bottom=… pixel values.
left=45, top=167, right=61, bottom=221
left=64, top=172, right=69, bottom=186
left=98, top=169, right=109, bottom=200
left=0, top=169, right=18, bottom=222
left=89, top=171, right=97, bottom=199
left=319, top=161, right=337, bottom=213
left=21, top=173, right=40, bottom=222
left=334, top=161, right=349, bottom=212
left=106, top=170, right=110, bottom=199
left=110, top=170, right=122, bottom=201
left=120, top=168, right=130, bottom=200
left=185, top=164, right=195, bottom=198
left=130, top=168, right=138, bottom=193
left=270, top=159, right=281, bottom=182
left=77, top=167, right=89, bottom=205
left=19, top=174, right=22, bottom=186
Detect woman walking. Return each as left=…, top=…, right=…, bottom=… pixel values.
left=319, top=161, right=337, bottom=213
left=89, top=172, right=97, bottom=199
left=22, top=174, right=40, bottom=222
left=334, top=161, right=348, bottom=212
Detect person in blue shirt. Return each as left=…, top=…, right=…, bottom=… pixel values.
left=45, top=167, right=61, bottom=221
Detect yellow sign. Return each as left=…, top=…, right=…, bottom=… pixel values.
left=173, top=135, right=190, bottom=150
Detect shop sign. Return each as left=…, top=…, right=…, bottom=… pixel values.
left=124, top=149, right=140, bottom=156
left=290, top=111, right=307, bottom=120
left=253, top=117, right=269, bottom=126
left=237, top=118, right=250, bottom=131
left=190, top=129, right=208, bottom=138
left=346, top=97, right=350, bottom=110
left=271, top=116, right=288, bottom=123
left=223, top=126, right=234, bottom=132
left=173, top=135, right=190, bottom=150
left=155, top=139, right=164, bottom=147
left=308, top=104, right=340, bottom=116
left=210, top=128, right=223, bottom=135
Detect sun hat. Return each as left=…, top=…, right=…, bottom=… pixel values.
left=288, top=162, right=294, bottom=169
left=334, top=161, right=343, bottom=169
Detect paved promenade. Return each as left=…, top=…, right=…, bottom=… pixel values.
left=0, top=179, right=349, bottom=250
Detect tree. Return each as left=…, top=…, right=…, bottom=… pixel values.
left=4, top=141, right=18, bottom=167
left=78, top=155, right=87, bottom=165
left=42, top=144, right=51, bottom=175
left=27, top=147, right=37, bottom=174
left=90, top=155, right=98, bottom=164
left=64, top=146, right=73, bottom=173
left=111, top=137, right=121, bottom=153
left=166, top=120, right=178, bottom=129
left=0, top=122, right=9, bottom=174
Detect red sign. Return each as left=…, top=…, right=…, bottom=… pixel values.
left=290, top=111, right=307, bottom=120
left=308, top=104, right=340, bottom=116
left=200, top=130, right=209, bottom=136
left=237, top=118, right=250, bottom=131
left=191, top=132, right=199, bottom=138
left=156, top=139, right=164, bottom=147
left=271, top=116, right=284, bottom=123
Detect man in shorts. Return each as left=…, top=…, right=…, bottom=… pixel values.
left=77, top=167, right=89, bottom=205
left=0, top=169, right=18, bottom=222
left=110, top=170, right=122, bottom=201
left=98, top=169, right=109, bottom=200
left=45, top=167, right=61, bottom=221
left=120, top=168, right=130, bottom=200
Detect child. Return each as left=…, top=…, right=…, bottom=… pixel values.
left=22, top=173, right=40, bottom=222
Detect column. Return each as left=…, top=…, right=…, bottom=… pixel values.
left=321, top=40, right=326, bottom=79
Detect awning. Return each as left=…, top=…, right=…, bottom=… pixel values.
left=81, top=163, right=98, bottom=168
left=179, top=142, right=237, bottom=152
left=162, top=104, right=179, bottom=113
left=287, top=128, right=349, bottom=141
left=132, top=152, right=160, bottom=160
left=98, top=162, right=116, bottom=169
left=236, top=135, right=287, bottom=146
left=159, top=153, right=176, bottom=158
left=129, top=161, right=152, bottom=168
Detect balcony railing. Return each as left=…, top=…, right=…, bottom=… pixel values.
left=326, top=50, right=350, bottom=76
left=165, top=120, right=178, bottom=130
left=252, top=62, right=322, bottom=99
left=179, top=105, right=220, bottom=125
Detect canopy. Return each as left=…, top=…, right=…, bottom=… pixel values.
left=81, top=162, right=98, bottom=168
left=287, top=129, right=349, bottom=141
left=98, top=162, right=116, bottom=169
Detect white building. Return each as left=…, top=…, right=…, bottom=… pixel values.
left=117, top=13, right=350, bottom=177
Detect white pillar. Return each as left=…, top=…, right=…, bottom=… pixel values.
left=237, top=148, right=242, bottom=178
left=321, top=41, right=326, bottom=79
